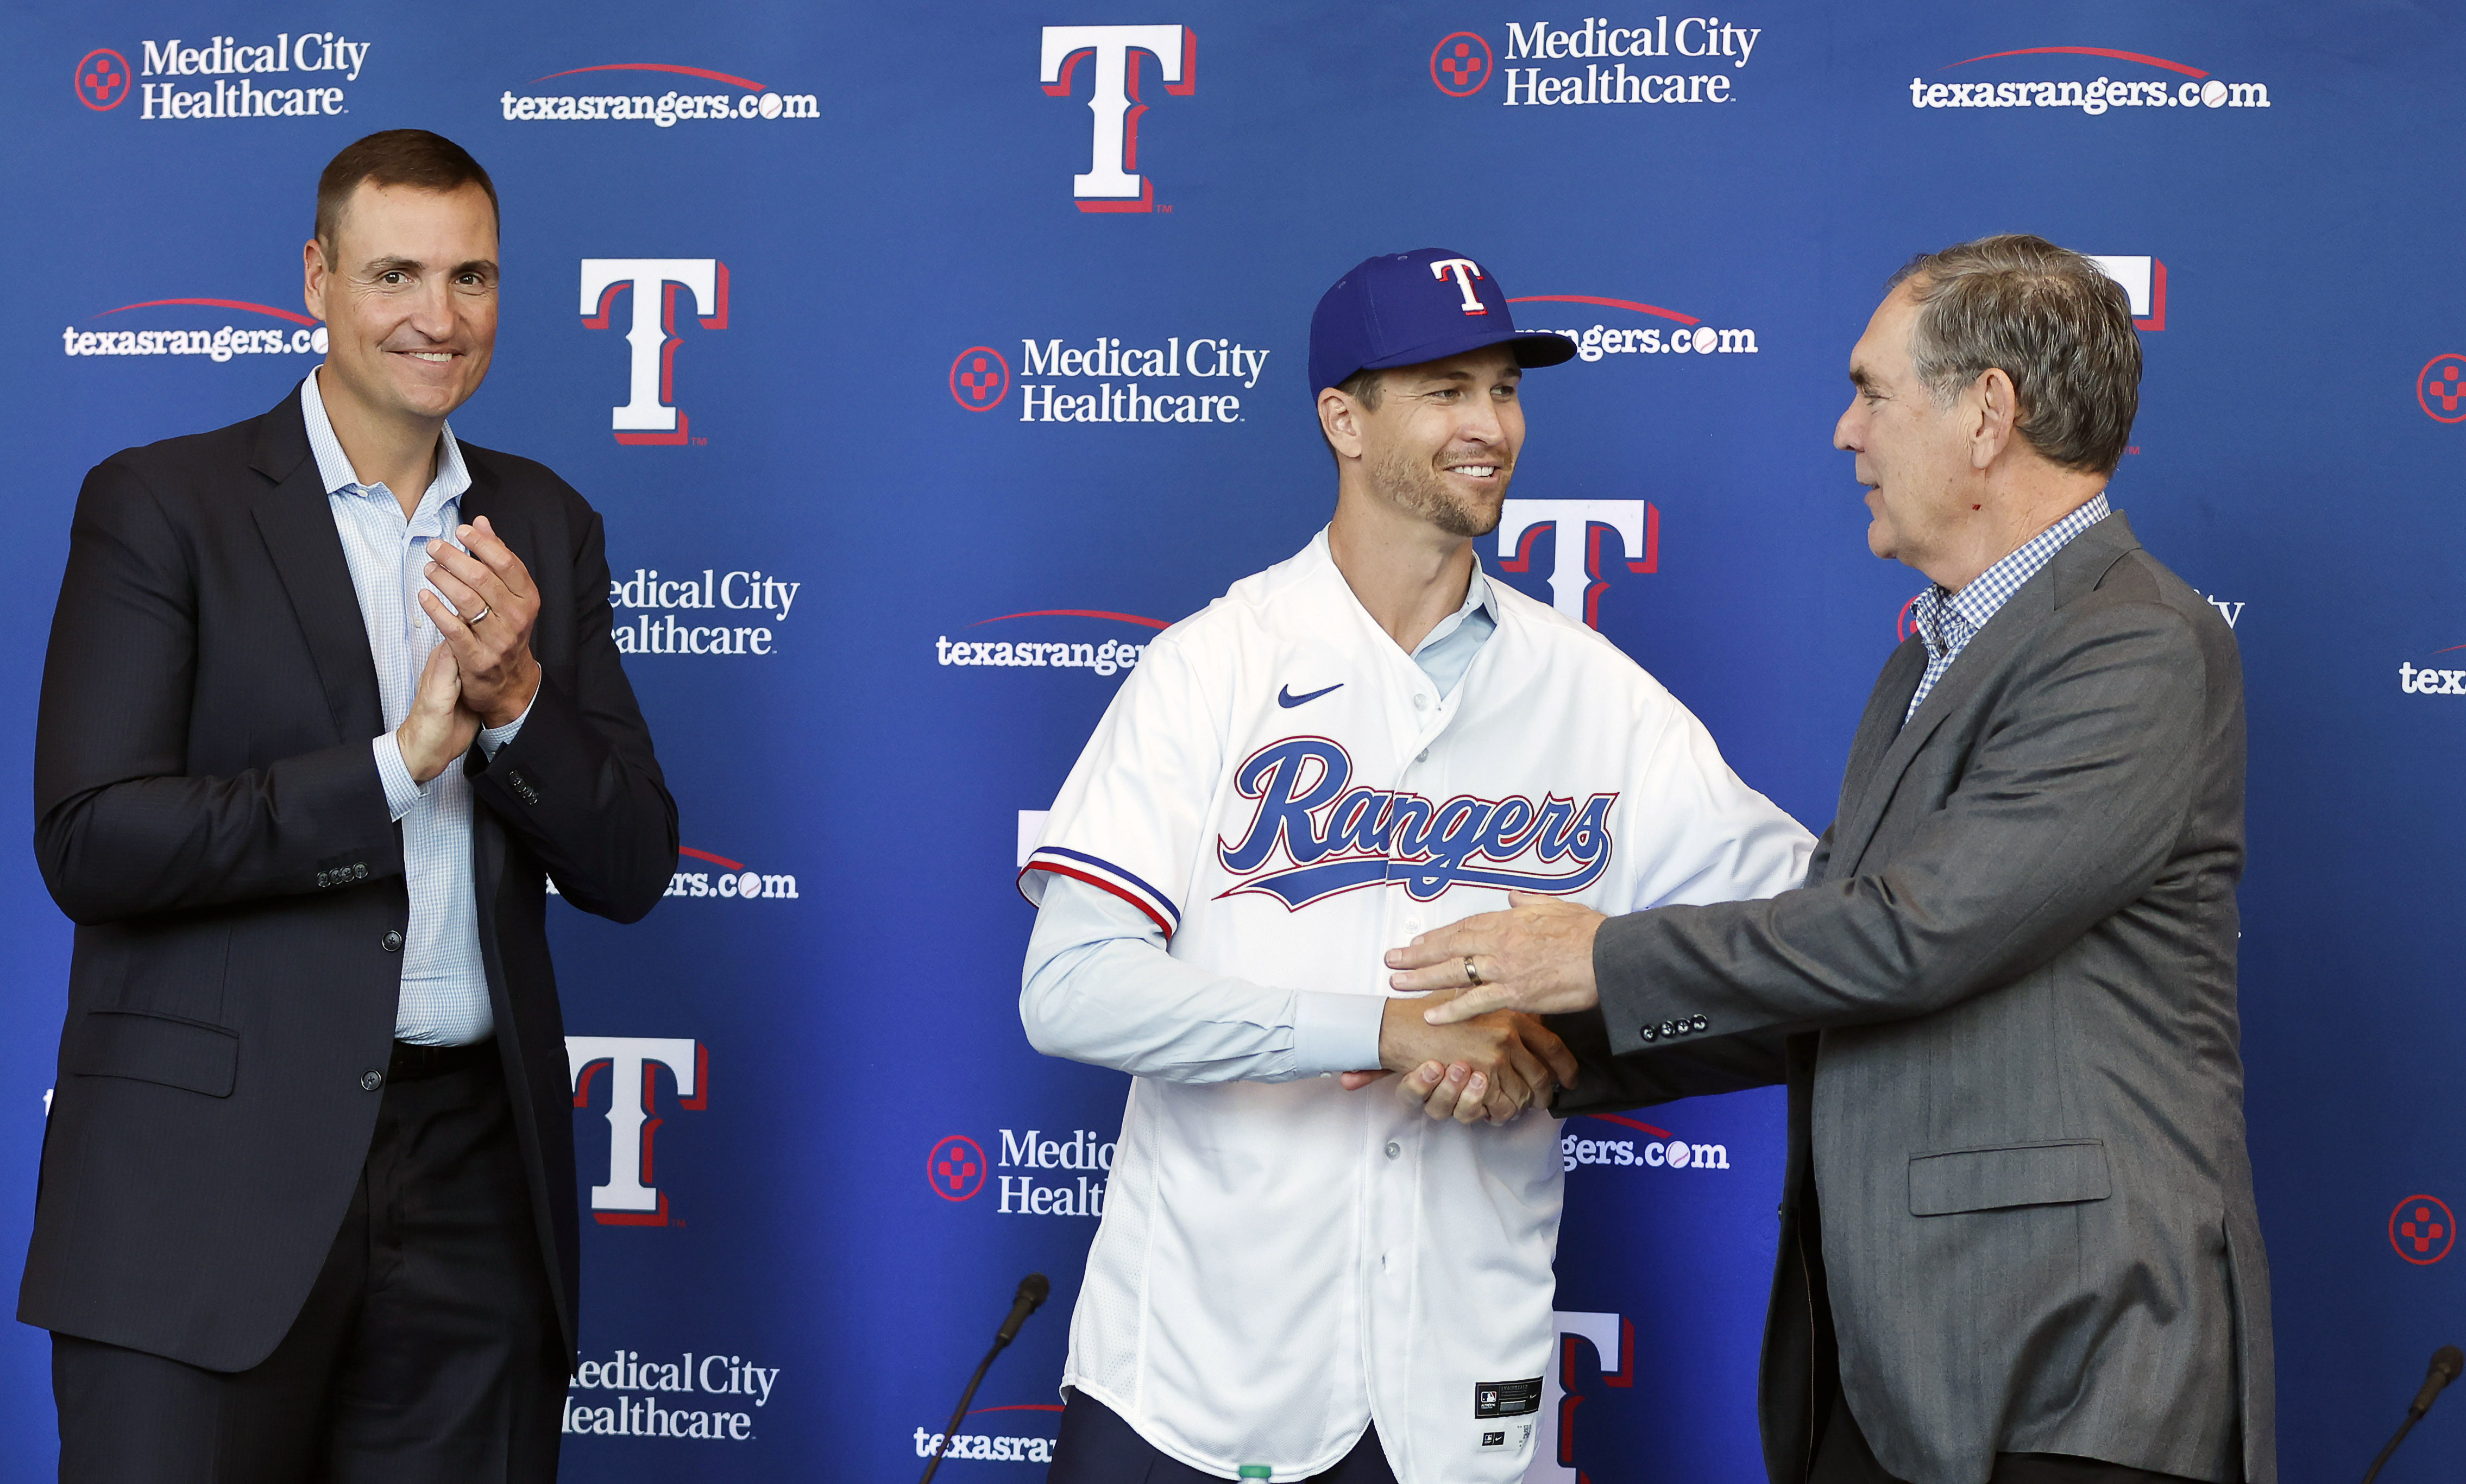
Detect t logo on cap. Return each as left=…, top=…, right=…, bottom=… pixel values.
left=1430, top=257, right=1488, bottom=315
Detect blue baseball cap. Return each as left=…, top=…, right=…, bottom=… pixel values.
left=1309, top=249, right=1577, bottom=397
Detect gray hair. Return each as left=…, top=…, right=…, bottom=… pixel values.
left=1887, top=235, right=2141, bottom=476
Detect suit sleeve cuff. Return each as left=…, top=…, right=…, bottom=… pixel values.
left=373, top=733, right=423, bottom=822
left=1294, top=992, right=1386, bottom=1075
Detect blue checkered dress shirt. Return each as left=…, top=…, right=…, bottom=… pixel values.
left=1903, top=492, right=2110, bottom=724
left=300, top=370, right=529, bottom=1045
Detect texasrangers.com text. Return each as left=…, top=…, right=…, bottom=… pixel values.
left=501, top=90, right=817, bottom=124
left=1909, top=77, right=2270, bottom=112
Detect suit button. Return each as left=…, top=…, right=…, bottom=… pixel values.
left=353, top=863, right=368, bottom=880
left=360, top=1070, right=384, bottom=1092
left=507, top=769, right=528, bottom=788
left=381, top=930, right=404, bottom=952
left=316, top=870, right=331, bottom=888
left=1640, top=1026, right=1658, bottom=1042
left=1691, top=1014, right=1708, bottom=1032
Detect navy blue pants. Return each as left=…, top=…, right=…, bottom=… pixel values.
left=1047, top=1390, right=1399, bottom=1483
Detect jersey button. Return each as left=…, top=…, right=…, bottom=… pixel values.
left=1412, top=694, right=1430, bottom=710
left=1416, top=749, right=1429, bottom=762
left=1385, top=1141, right=1401, bottom=1159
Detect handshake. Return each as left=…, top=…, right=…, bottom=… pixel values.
left=1342, top=891, right=1613, bottom=1126
left=394, top=516, right=544, bottom=782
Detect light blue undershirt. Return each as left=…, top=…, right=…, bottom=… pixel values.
left=301, top=369, right=532, bottom=1046
left=1021, top=564, right=1498, bottom=1082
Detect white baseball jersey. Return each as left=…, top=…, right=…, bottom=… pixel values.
left=1020, top=531, right=1812, bottom=1483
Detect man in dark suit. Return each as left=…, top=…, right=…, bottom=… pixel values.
left=1383, top=237, right=2271, bottom=1484
left=26, top=129, right=675, bottom=1480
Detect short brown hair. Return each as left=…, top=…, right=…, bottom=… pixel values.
left=315, top=129, right=498, bottom=245
left=1887, top=235, right=2140, bottom=476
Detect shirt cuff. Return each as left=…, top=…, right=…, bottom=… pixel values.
left=477, top=694, right=534, bottom=759
left=1293, top=991, right=1387, bottom=1076
left=372, top=732, right=424, bottom=822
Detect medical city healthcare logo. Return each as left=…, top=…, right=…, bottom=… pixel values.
left=2389, top=1194, right=2453, bottom=1265
left=501, top=60, right=818, bottom=124
left=60, top=294, right=328, bottom=363
left=1428, top=17, right=1765, bottom=106
left=605, top=562, right=799, bottom=656
left=928, top=1126, right=1116, bottom=1217
left=2417, top=354, right=2466, bottom=422
left=78, top=31, right=374, bottom=119
left=1040, top=26, right=1196, bottom=211
left=948, top=331, right=1269, bottom=422
left=580, top=259, right=728, bottom=445
left=73, top=49, right=130, bottom=109
left=1906, top=45, right=2269, bottom=115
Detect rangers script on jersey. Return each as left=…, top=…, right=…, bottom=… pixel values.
left=1021, top=531, right=1813, bottom=1482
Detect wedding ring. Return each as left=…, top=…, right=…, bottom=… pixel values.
left=1463, top=955, right=1484, bottom=987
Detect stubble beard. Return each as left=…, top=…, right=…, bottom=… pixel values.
left=1370, top=441, right=1510, bottom=539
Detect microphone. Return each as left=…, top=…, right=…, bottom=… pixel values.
left=2360, top=1344, right=2464, bottom=1484
left=996, top=1272, right=1051, bottom=1347
left=919, top=1273, right=1053, bottom=1484
left=2410, top=1344, right=2463, bottom=1414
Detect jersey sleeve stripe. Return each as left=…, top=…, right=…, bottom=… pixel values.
left=1030, top=847, right=1183, bottom=924
left=1018, top=848, right=1182, bottom=937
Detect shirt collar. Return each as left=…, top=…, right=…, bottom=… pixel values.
left=298, top=369, right=470, bottom=508
left=1911, top=491, right=2111, bottom=659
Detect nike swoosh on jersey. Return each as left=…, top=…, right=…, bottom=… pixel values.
left=1276, top=683, right=1344, bottom=708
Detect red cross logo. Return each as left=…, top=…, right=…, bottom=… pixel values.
left=2416, top=354, right=2466, bottom=422
left=927, top=1135, right=988, bottom=1201
left=2389, top=1193, right=2455, bottom=1265
left=948, top=346, right=1011, bottom=412
left=74, top=48, right=130, bottom=111
left=1430, top=33, right=1493, bottom=97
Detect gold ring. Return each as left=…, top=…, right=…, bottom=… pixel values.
left=1463, top=955, right=1483, bottom=987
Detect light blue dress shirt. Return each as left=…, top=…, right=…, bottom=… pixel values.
left=300, top=370, right=529, bottom=1046
left=1021, top=560, right=1500, bottom=1081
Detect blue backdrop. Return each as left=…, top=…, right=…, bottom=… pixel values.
left=3, top=1, right=2461, bottom=1479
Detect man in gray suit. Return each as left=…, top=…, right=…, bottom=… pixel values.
left=1383, top=236, right=2271, bottom=1484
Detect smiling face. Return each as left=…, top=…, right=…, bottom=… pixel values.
left=303, top=180, right=498, bottom=430
left=1835, top=284, right=1983, bottom=576
left=1351, top=345, right=1525, bottom=538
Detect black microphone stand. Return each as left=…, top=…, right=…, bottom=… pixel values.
left=919, top=1275, right=1050, bottom=1484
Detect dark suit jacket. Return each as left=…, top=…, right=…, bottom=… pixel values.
left=22, top=386, right=676, bottom=1372
left=1557, top=513, right=2272, bottom=1484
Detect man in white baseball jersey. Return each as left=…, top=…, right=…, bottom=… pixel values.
left=1018, top=248, right=1813, bottom=1483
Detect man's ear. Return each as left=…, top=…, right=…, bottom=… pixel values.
left=1320, top=388, right=1366, bottom=462
left=303, top=237, right=332, bottom=323
left=1969, top=367, right=2017, bottom=471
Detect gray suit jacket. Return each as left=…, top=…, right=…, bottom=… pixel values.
left=1558, top=512, right=2272, bottom=1484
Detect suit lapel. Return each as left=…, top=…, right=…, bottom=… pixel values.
left=248, top=390, right=385, bottom=742
left=1827, top=639, right=1925, bottom=865
left=1827, top=513, right=2144, bottom=876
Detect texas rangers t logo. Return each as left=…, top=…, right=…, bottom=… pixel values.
left=1430, top=257, right=1487, bottom=314
left=1040, top=24, right=1197, bottom=212
left=1216, top=738, right=1614, bottom=906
